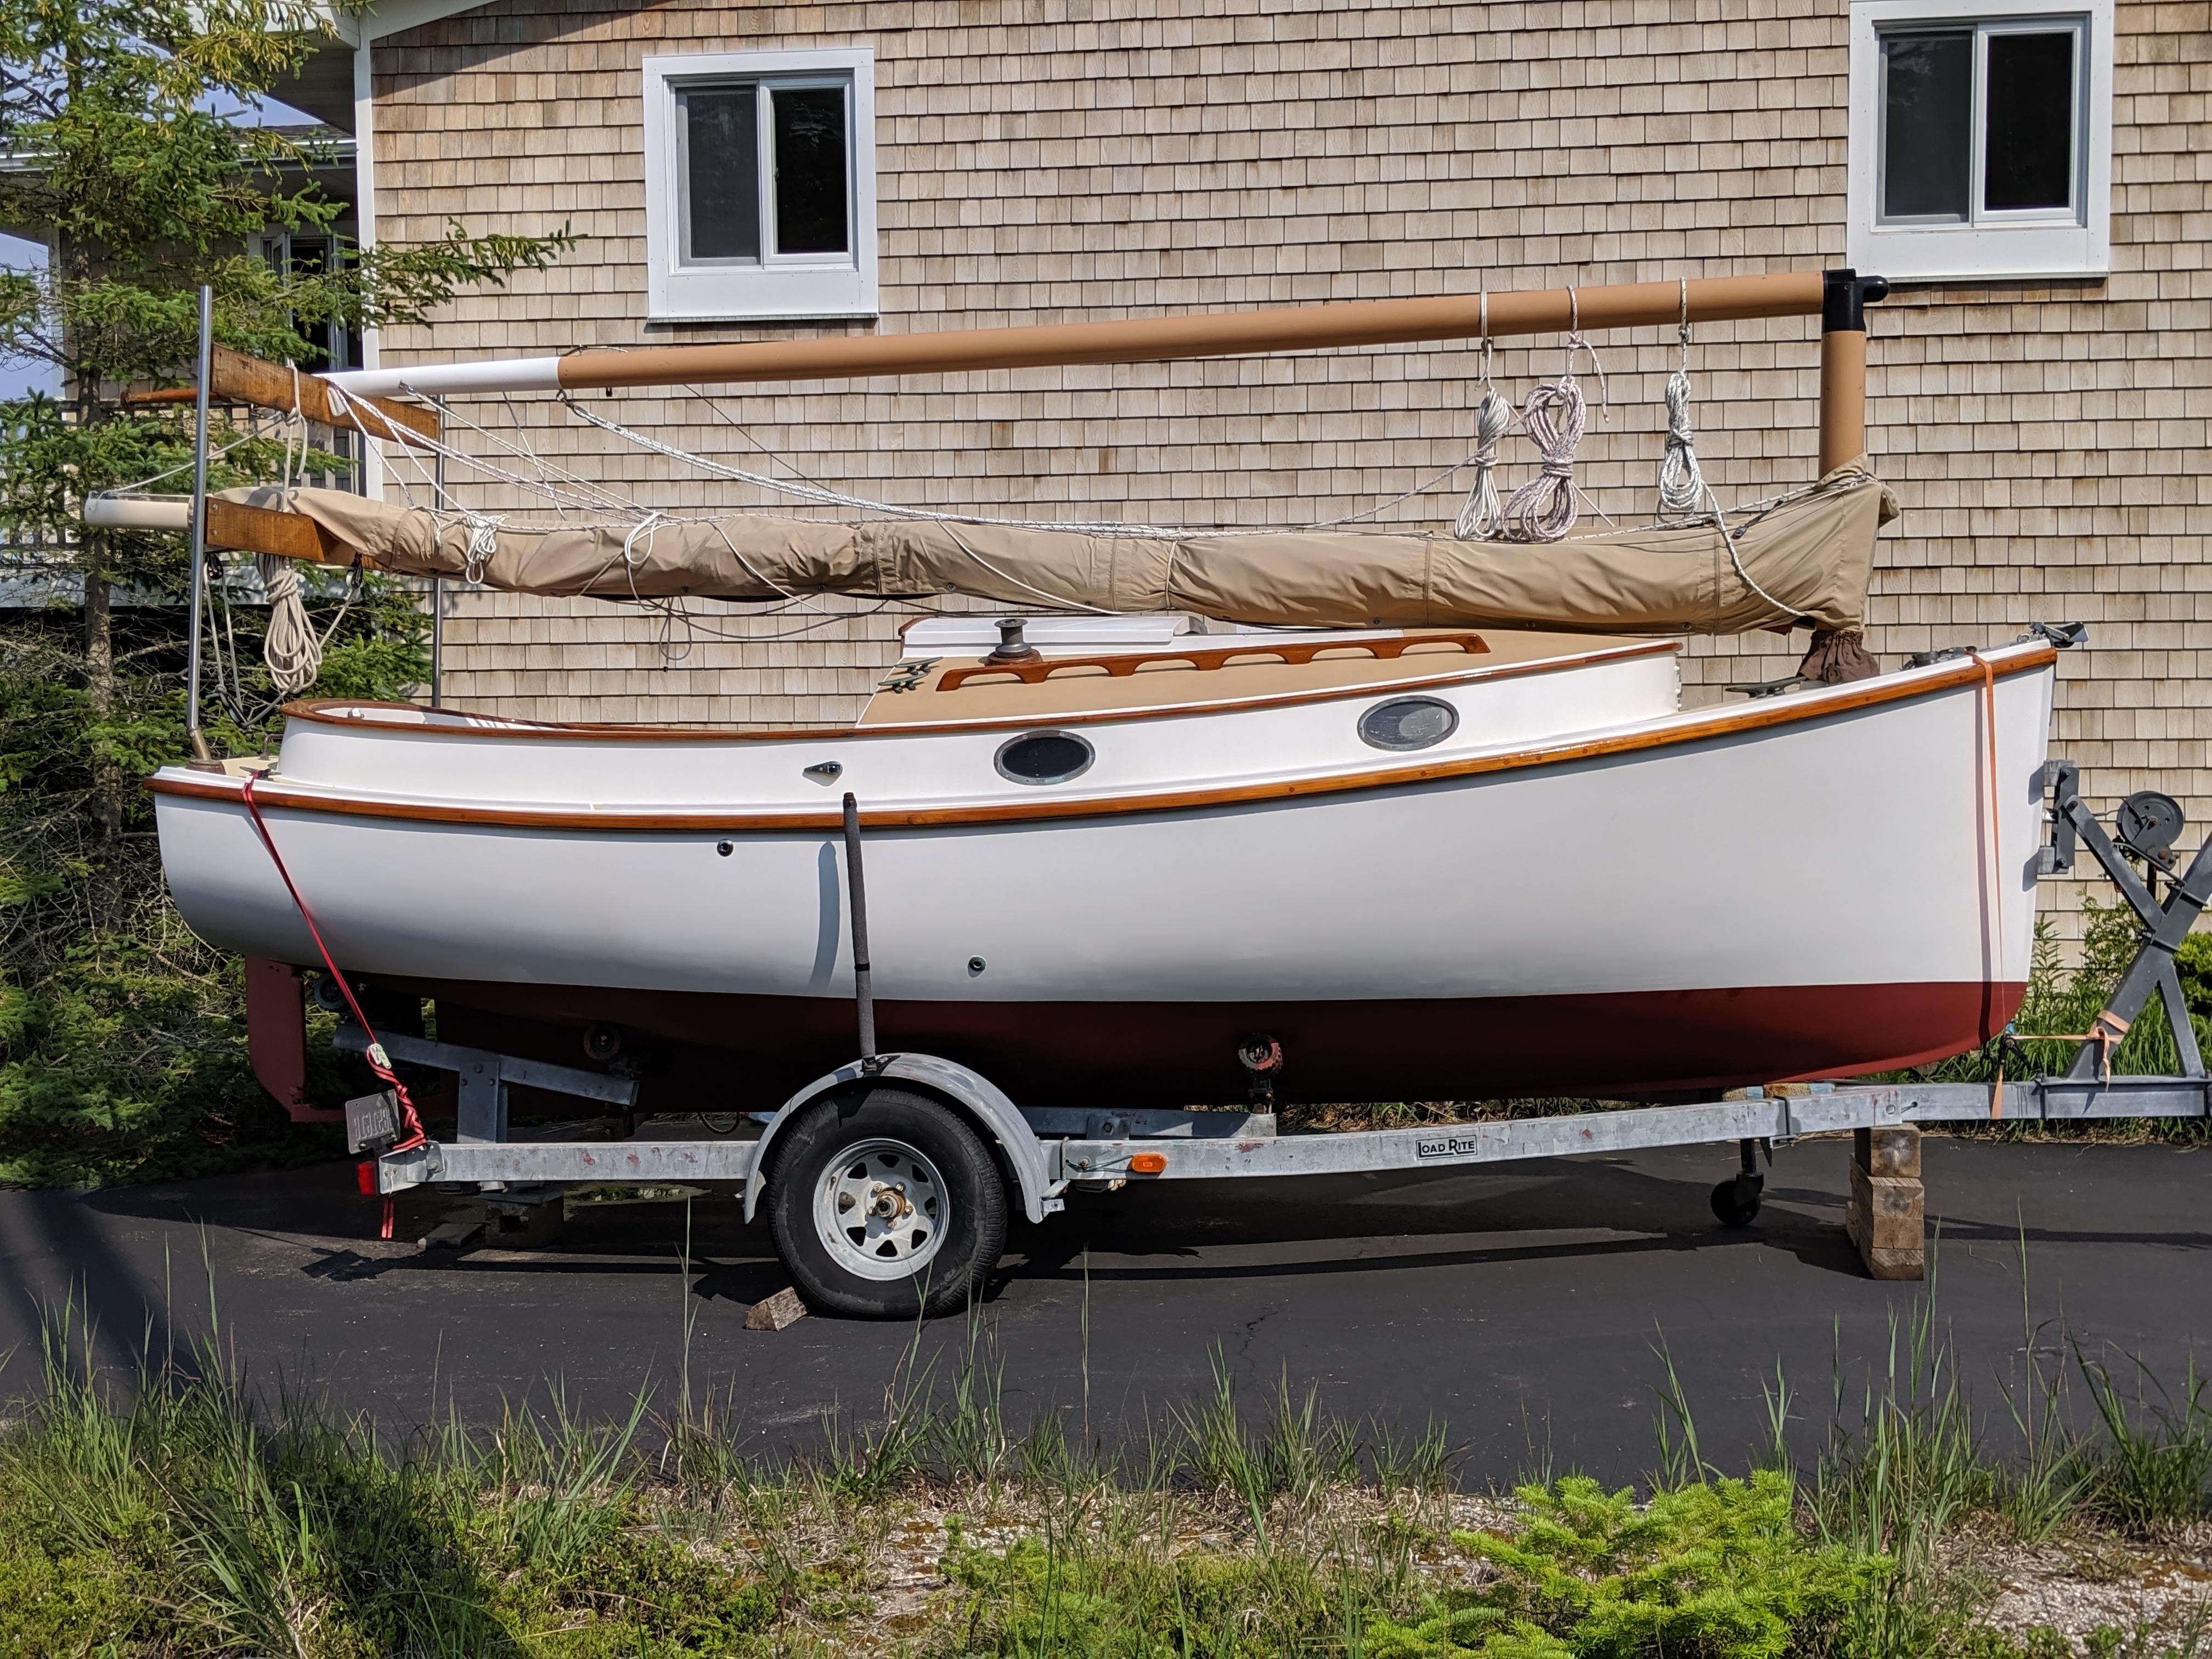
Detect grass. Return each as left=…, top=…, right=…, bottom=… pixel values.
left=7, top=1243, right=2212, bottom=1657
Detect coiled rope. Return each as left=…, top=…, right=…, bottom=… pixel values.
left=1454, top=309, right=1513, bottom=540
left=247, top=369, right=358, bottom=698
left=1656, top=282, right=1705, bottom=517
left=1500, top=289, right=1606, bottom=543
left=255, top=554, right=323, bottom=697
left=1640, top=287, right=1799, bottom=620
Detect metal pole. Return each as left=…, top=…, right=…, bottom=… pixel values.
left=842, top=792, right=876, bottom=1059
left=184, top=284, right=214, bottom=761
left=429, top=397, right=445, bottom=708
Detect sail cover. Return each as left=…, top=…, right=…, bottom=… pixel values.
left=227, top=461, right=1892, bottom=635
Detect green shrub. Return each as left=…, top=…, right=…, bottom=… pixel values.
left=2177, top=932, right=2212, bottom=1022
left=1367, top=1471, right=1886, bottom=1659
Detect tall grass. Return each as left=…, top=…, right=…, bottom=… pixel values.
left=8, top=1246, right=2212, bottom=1655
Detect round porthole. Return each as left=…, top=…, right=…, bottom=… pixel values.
left=1358, top=696, right=1458, bottom=752
left=995, top=730, right=1094, bottom=785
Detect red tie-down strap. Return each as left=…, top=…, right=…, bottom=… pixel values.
left=239, top=771, right=427, bottom=1238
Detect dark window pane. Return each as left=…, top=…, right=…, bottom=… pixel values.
left=995, top=732, right=1093, bottom=785
left=1985, top=31, right=2075, bottom=211
left=771, top=86, right=849, bottom=254
left=1881, top=31, right=1972, bottom=221
left=682, top=85, right=759, bottom=261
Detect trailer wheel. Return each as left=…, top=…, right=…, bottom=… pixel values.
left=1710, top=1172, right=1764, bottom=1228
left=765, top=1087, right=1008, bottom=1319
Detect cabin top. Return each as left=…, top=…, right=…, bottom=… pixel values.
left=856, top=625, right=1673, bottom=726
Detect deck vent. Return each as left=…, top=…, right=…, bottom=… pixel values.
left=995, top=730, right=1093, bottom=785
left=1357, top=696, right=1458, bottom=752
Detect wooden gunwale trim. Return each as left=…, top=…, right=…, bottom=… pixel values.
left=146, top=644, right=2057, bottom=832
left=276, top=640, right=1680, bottom=743
left=936, top=631, right=1489, bottom=690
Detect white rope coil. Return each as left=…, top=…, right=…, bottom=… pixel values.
left=1454, top=383, right=1513, bottom=540
left=255, top=553, right=322, bottom=697
left=1501, top=372, right=1588, bottom=543
left=461, top=517, right=501, bottom=584
left=1657, top=367, right=1705, bottom=516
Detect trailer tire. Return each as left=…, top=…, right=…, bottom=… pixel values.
left=765, top=1087, right=1008, bottom=1319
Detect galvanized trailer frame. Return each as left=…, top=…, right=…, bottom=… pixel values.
left=348, top=748, right=2212, bottom=1297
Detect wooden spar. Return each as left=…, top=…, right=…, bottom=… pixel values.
left=553, top=271, right=1830, bottom=392
left=127, top=346, right=441, bottom=449
left=209, top=347, right=441, bottom=447
left=205, top=497, right=369, bottom=566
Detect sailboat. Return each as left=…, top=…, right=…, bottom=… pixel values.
left=134, top=268, right=2055, bottom=1111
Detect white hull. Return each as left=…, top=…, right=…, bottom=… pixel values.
left=151, top=638, right=2056, bottom=1104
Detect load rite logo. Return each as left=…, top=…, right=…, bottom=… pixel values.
left=1416, top=1133, right=1492, bottom=1159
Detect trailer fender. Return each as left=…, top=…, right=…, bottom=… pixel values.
left=742, top=1053, right=1064, bottom=1224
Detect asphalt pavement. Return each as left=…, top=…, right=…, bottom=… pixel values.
left=1, top=1137, right=2205, bottom=1487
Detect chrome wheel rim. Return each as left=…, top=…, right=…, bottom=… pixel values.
left=812, top=1138, right=949, bottom=1282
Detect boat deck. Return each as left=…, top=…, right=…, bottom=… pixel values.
left=857, top=626, right=1665, bottom=725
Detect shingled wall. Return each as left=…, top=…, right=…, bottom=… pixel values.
left=367, top=0, right=2212, bottom=934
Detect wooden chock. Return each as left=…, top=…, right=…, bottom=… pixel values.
left=1846, top=1125, right=1924, bottom=1280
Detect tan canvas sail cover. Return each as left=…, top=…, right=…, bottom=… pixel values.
left=225, top=462, right=1893, bottom=635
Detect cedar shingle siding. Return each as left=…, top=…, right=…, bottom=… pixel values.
left=369, top=1, right=2210, bottom=936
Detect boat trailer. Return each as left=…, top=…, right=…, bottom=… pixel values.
left=339, top=758, right=2211, bottom=1316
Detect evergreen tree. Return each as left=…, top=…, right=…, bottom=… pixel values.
left=0, top=0, right=569, bottom=1182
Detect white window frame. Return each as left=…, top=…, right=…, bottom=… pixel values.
left=1847, top=0, right=2113, bottom=282
left=641, top=47, right=877, bottom=322
left=255, top=230, right=355, bottom=371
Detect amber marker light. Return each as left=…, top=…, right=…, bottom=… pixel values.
left=1127, top=1153, right=1169, bottom=1175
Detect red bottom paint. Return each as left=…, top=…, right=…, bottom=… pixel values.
left=360, top=975, right=2027, bottom=1115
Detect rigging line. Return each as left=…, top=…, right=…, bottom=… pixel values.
left=558, top=396, right=1483, bottom=541
left=694, top=389, right=834, bottom=490
left=495, top=388, right=579, bottom=524
left=704, top=517, right=802, bottom=601
left=97, top=428, right=262, bottom=497
left=408, top=393, right=643, bottom=518
left=936, top=522, right=1121, bottom=615
left=1702, top=472, right=1797, bottom=620
left=597, top=592, right=900, bottom=643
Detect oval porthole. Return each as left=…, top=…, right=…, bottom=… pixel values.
left=1358, top=696, right=1458, bottom=752
left=995, top=730, right=1094, bottom=785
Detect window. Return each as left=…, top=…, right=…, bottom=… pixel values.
left=1848, top=1, right=2112, bottom=281
left=1356, top=698, right=1459, bottom=753
left=255, top=233, right=353, bottom=372
left=995, top=732, right=1094, bottom=786
left=642, top=48, right=876, bottom=320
